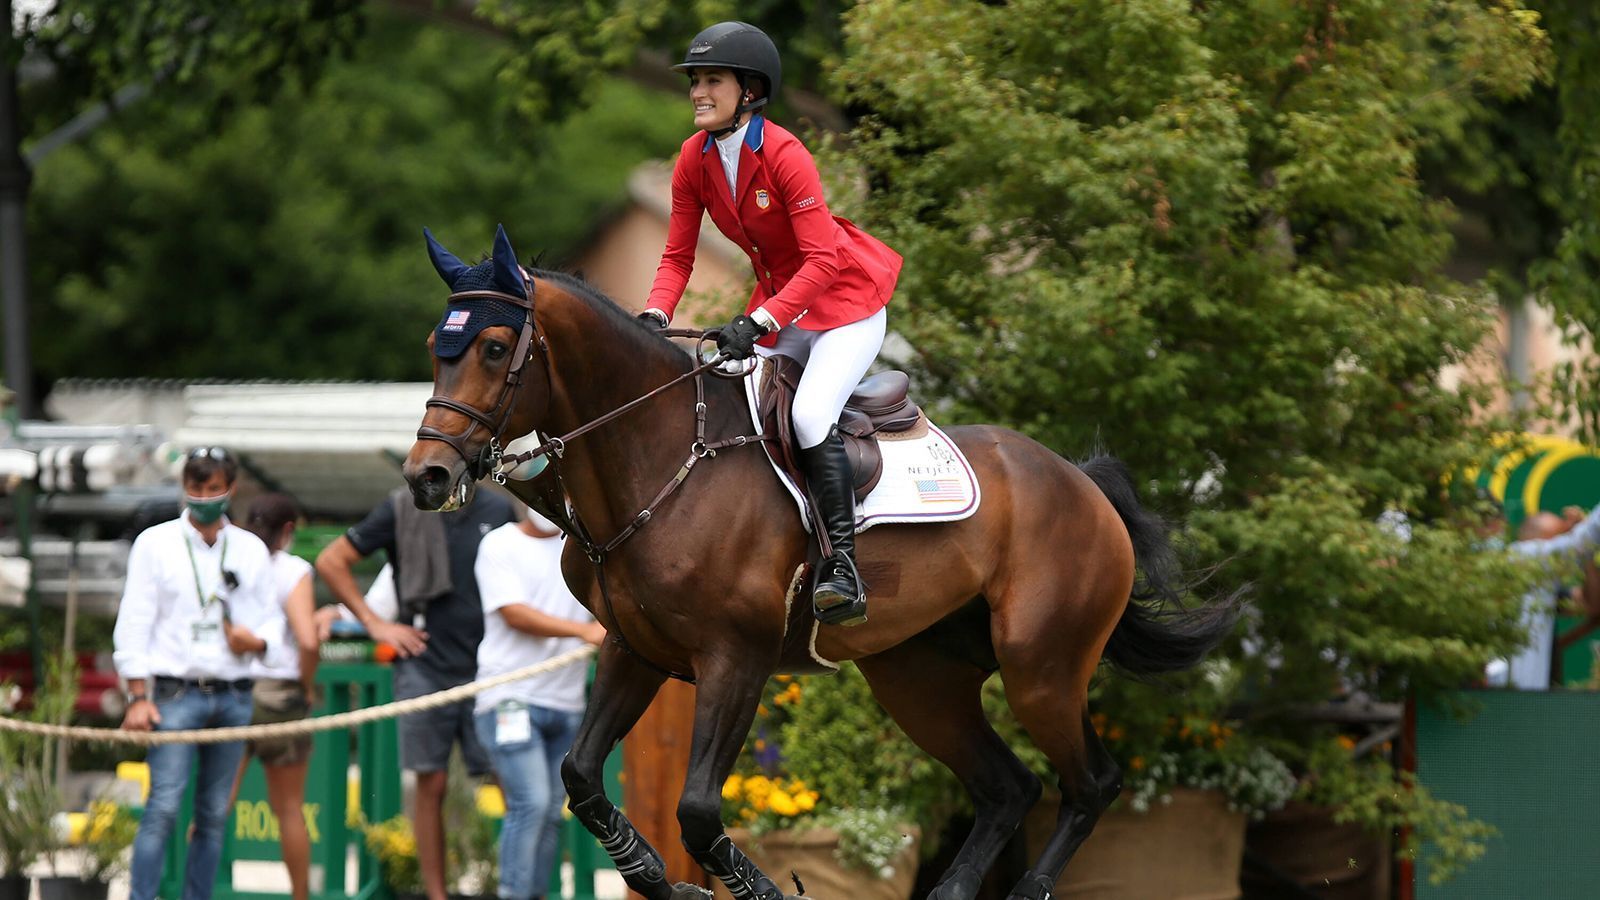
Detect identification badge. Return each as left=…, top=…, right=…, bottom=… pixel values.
left=191, top=620, right=225, bottom=659
left=495, top=702, right=531, bottom=746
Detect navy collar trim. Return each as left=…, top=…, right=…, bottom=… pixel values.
left=701, top=115, right=765, bottom=154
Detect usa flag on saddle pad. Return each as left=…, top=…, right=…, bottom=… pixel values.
left=916, top=479, right=966, bottom=502
left=442, top=309, right=471, bottom=332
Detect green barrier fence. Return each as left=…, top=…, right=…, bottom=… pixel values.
left=1415, top=690, right=1600, bottom=897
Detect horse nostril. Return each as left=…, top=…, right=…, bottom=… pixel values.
left=421, top=466, right=450, bottom=490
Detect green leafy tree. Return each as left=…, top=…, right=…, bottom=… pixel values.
left=475, top=0, right=850, bottom=125
left=3, top=0, right=366, bottom=409
left=26, top=10, right=686, bottom=381
left=831, top=0, right=1550, bottom=879
left=1420, top=1, right=1600, bottom=436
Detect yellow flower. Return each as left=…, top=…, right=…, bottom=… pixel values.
left=768, top=790, right=800, bottom=817
left=722, top=776, right=744, bottom=801
left=757, top=704, right=770, bottom=718
left=744, top=775, right=772, bottom=800
left=1337, top=735, right=1357, bottom=751
left=1107, top=726, right=1125, bottom=741
left=795, top=791, right=817, bottom=812
left=1130, top=756, right=1145, bottom=771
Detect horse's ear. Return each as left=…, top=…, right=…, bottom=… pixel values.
left=423, top=227, right=469, bottom=288
left=490, top=223, right=525, bottom=296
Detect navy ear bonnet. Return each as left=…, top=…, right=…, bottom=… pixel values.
left=425, top=225, right=531, bottom=360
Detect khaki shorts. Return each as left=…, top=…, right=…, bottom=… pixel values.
left=246, top=678, right=313, bottom=767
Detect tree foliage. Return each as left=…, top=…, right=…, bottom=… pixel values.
left=831, top=0, right=1553, bottom=864
left=476, top=0, right=850, bottom=124
left=25, top=10, right=686, bottom=382
left=13, top=1, right=366, bottom=145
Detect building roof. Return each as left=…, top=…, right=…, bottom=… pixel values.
left=47, top=380, right=435, bottom=518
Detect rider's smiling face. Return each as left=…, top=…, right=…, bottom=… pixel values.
left=688, top=67, right=743, bottom=130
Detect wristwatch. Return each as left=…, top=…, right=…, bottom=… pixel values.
left=124, top=690, right=149, bottom=707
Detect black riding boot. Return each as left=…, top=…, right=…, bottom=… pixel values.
left=798, top=427, right=867, bottom=626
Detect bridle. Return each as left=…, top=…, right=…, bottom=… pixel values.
left=416, top=276, right=545, bottom=484
left=417, top=270, right=748, bottom=499
left=415, top=271, right=771, bottom=682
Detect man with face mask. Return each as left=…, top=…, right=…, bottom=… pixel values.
left=113, top=447, right=277, bottom=900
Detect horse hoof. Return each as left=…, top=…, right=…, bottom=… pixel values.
left=669, top=884, right=713, bottom=900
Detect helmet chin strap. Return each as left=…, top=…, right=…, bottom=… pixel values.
left=707, top=74, right=769, bottom=139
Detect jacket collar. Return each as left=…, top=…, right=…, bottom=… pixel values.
left=701, top=114, right=765, bottom=154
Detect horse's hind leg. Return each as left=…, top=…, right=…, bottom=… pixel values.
left=998, top=662, right=1121, bottom=899
left=561, top=639, right=674, bottom=900
left=856, top=640, right=1042, bottom=900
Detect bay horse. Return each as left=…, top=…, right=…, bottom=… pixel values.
left=403, top=227, right=1239, bottom=900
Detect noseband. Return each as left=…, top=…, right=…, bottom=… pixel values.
left=416, top=273, right=544, bottom=481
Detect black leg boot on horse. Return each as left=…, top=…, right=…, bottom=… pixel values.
left=799, top=425, right=868, bottom=626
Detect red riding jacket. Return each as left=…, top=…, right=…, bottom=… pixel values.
left=646, top=116, right=901, bottom=342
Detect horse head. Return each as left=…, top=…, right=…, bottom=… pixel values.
left=403, top=224, right=551, bottom=511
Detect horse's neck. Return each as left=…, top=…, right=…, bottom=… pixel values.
left=540, top=304, right=707, bottom=534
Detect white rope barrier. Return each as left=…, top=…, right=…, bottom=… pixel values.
left=0, top=645, right=596, bottom=745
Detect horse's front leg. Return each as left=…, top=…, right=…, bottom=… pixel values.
left=676, top=652, right=797, bottom=900
left=561, top=637, right=673, bottom=900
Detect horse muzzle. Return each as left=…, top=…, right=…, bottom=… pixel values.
left=403, top=449, right=477, bottom=511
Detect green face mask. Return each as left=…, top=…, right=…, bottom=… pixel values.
left=185, top=493, right=231, bottom=525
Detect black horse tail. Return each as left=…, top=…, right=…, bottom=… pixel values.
left=1079, top=454, right=1243, bottom=678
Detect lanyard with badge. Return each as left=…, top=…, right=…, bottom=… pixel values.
left=185, top=534, right=232, bottom=660
left=496, top=700, right=531, bottom=745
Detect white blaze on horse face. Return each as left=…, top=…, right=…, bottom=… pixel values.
left=689, top=67, right=742, bottom=130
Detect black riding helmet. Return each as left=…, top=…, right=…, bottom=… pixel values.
left=674, top=21, right=781, bottom=134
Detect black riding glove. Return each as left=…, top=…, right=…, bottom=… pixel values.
left=716, top=313, right=768, bottom=360
left=636, top=310, right=669, bottom=330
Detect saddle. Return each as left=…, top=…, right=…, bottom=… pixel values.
left=756, top=356, right=925, bottom=504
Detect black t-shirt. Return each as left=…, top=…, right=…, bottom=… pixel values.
left=346, top=489, right=516, bottom=681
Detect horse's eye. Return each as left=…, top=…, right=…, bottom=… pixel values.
left=484, top=341, right=508, bottom=361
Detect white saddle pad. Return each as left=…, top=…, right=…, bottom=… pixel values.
left=741, top=357, right=982, bottom=533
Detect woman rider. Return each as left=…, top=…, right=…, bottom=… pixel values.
left=641, top=21, right=902, bottom=627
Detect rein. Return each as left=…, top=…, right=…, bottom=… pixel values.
left=492, top=327, right=730, bottom=483
left=418, top=282, right=771, bottom=682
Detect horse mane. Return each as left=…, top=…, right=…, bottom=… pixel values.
left=530, top=268, right=694, bottom=370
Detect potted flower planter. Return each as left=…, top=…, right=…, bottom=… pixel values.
left=0, top=876, right=29, bottom=900
left=1239, top=801, right=1389, bottom=899
left=1026, top=787, right=1246, bottom=900
left=37, top=876, right=110, bottom=900
left=713, top=825, right=921, bottom=900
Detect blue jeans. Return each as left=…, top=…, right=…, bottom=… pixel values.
left=474, top=703, right=583, bottom=899
left=129, top=681, right=254, bottom=900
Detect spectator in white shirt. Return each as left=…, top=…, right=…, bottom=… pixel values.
left=113, top=447, right=276, bottom=900
left=228, top=493, right=319, bottom=900
left=473, top=509, right=604, bottom=900
left=1487, top=504, right=1600, bottom=689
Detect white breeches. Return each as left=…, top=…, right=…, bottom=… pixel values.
left=757, top=307, right=887, bottom=449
